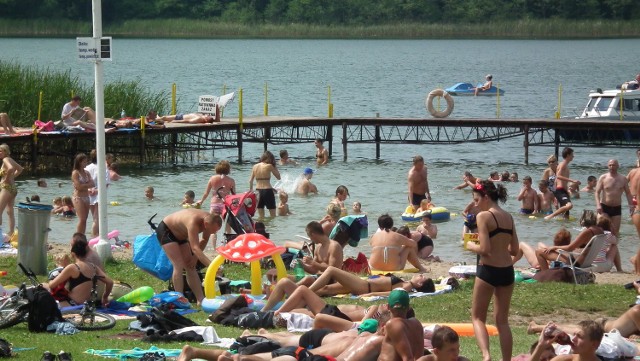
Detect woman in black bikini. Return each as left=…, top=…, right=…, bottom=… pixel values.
left=466, top=180, right=519, bottom=361
left=46, top=236, right=113, bottom=306
left=249, top=151, right=281, bottom=218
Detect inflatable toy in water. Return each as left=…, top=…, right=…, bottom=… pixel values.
left=401, top=206, right=450, bottom=223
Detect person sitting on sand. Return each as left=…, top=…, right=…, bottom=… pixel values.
left=157, top=112, right=216, bottom=124
left=396, top=225, right=440, bottom=262
left=45, top=234, right=113, bottom=306
left=369, top=214, right=427, bottom=273
left=0, top=113, right=17, bottom=135
left=536, top=211, right=618, bottom=272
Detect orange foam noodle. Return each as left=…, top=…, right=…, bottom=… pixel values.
left=439, top=323, right=498, bottom=337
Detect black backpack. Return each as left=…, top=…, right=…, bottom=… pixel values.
left=0, top=338, right=11, bottom=358
left=150, top=306, right=197, bottom=332
left=229, top=335, right=281, bottom=355
left=27, top=286, right=63, bottom=332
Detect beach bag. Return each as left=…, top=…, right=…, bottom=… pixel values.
left=0, top=338, right=11, bottom=358
left=150, top=306, right=197, bottom=332
left=342, top=252, right=370, bottom=274
left=27, top=286, right=63, bottom=332
left=230, top=335, right=281, bottom=355
left=133, top=233, right=173, bottom=281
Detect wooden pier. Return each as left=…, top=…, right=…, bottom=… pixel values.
left=6, top=116, right=640, bottom=174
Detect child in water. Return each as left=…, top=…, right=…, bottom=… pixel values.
left=145, top=186, right=156, bottom=200
left=568, top=181, right=580, bottom=199
left=352, top=201, right=363, bottom=214
left=181, top=190, right=200, bottom=208
left=61, top=196, right=75, bottom=217
left=51, top=197, right=63, bottom=214
left=416, top=198, right=434, bottom=213
left=277, top=191, right=292, bottom=216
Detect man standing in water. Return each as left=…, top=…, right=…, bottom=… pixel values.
left=408, top=155, right=431, bottom=211
left=545, top=148, right=580, bottom=220
left=595, top=159, right=634, bottom=237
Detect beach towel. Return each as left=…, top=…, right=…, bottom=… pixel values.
left=85, top=346, right=182, bottom=359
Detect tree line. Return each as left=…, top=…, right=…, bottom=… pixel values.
left=2, top=0, right=638, bottom=25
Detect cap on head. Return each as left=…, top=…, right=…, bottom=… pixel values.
left=303, top=167, right=314, bottom=175
left=357, top=319, right=379, bottom=334
left=388, top=288, right=410, bottom=309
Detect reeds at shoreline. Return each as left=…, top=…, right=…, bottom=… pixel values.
left=0, top=62, right=170, bottom=126
left=0, top=19, right=639, bottom=39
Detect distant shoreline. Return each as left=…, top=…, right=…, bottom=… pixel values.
left=1, top=19, right=639, bottom=39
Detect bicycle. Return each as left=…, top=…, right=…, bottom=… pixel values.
left=0, top=263, right=116, bottom=331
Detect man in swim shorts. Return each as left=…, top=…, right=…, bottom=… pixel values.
left=158, top=113, right=216, bottom=124
left=408, top=155, right=431, bottom=211
left=158, top=209, right=222, bottom=305
left=545, top=147, right=580, bottom=221
left=595, top=159, right=634, bottom=241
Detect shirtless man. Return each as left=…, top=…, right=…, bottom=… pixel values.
left=378, top=289, right=425, bottom=361
left=537, top=180, right=556, bottom=215
left=627, top=149, right=640, bottom=206
left=315, top=138, right=329, bottom=165
left=408, top=155, right=431, bottom=211
left=61, top=95, right=96, bottom=130
left=301, top=221, right=343, bottom=275
left=517, top=176, right=538, bottom=214
left=157, top=209, right=222, bottom=305
left=158, top=112, right=215, bottom=124
left=296, top=168, right=318, bottom=195
left=545, top=147, right=580, bottom=220
left=581, top=176, right=597, bottom=193
left=595, top=159, right=634, bottom=237
left=474, top=74, right=493, bottom=96
left=454, top=171, right=477, bottom=190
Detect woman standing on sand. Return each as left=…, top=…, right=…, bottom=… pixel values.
left=0, top=144, right=22, bottom=237
left=466, top=180, right=519, bottom=361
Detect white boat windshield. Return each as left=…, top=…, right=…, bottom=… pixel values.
left=595, top=97, right=613, bottom=111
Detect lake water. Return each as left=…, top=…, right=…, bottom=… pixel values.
left=1, top=38, right=640, bottom=268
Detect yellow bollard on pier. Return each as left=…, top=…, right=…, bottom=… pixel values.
left=264, top=82, right=269, bottom=116
left=171, top=83, right=177, bottom=115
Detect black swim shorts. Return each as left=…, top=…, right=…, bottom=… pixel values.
left=553, top=188, right=571, bottom=207
left=257, top=188, right=277, bottom=210
left=417, top=234, right=434, bottom=250
left=156, top=221, right=188, bottom=246
left=600, top=203, right=622, bottom=217
left=299, top=328, right=333, bottom=350
left=411, top=193, right=427, bottom=207
left=318, top=304, right=351, bottom=321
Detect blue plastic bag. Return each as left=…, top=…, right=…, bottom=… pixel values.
left=133, top=233, right=173, bottom=281
left=148, top=291, right=191, bottom=309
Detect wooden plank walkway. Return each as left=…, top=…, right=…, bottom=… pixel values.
left=4, top=116, right=640, bottom=174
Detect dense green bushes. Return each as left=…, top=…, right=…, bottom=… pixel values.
left=0, top=62, right=170, bottom=126
left=1, top=0, right=639, bottom=25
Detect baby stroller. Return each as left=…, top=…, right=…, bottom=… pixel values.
left=215, top=186, right=261, bottom=243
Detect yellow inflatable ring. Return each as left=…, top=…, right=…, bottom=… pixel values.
left=426, top=89, right=454, bottom=118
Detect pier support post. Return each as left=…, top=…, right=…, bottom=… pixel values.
left=375, top=125, right=381, bottom=160
left=554, top=129, right=560, bottom=158
left=264, top=126, right=270, bottom=152
left=170, top=133, right=178, bottom=164
left=327, top=125, right=333, bottom=159
left=342, top=123, right=347, bottom=161
left=524, top=125, right=529, bottom=165
left=237, top=126, right=244, bottom=163
left=31, top=136, right=38, bottom=174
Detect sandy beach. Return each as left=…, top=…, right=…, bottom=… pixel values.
left=47, top=242, right=639, bottom=286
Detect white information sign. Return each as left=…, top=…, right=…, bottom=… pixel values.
left=198, top=95, right=219, bottom=115
left=77, top=37, right=99, bottom=61
left=77, top=37, right=112, bottom=61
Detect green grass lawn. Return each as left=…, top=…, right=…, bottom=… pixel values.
left=0, top=255, right=634, bottom=360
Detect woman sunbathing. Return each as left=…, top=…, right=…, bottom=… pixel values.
left=308, top=265, right=434, bottom=297
left=157, top=113, right=215, bottom=124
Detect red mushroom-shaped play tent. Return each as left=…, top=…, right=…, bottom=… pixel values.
left=204, top=233, right=287, bottom=297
